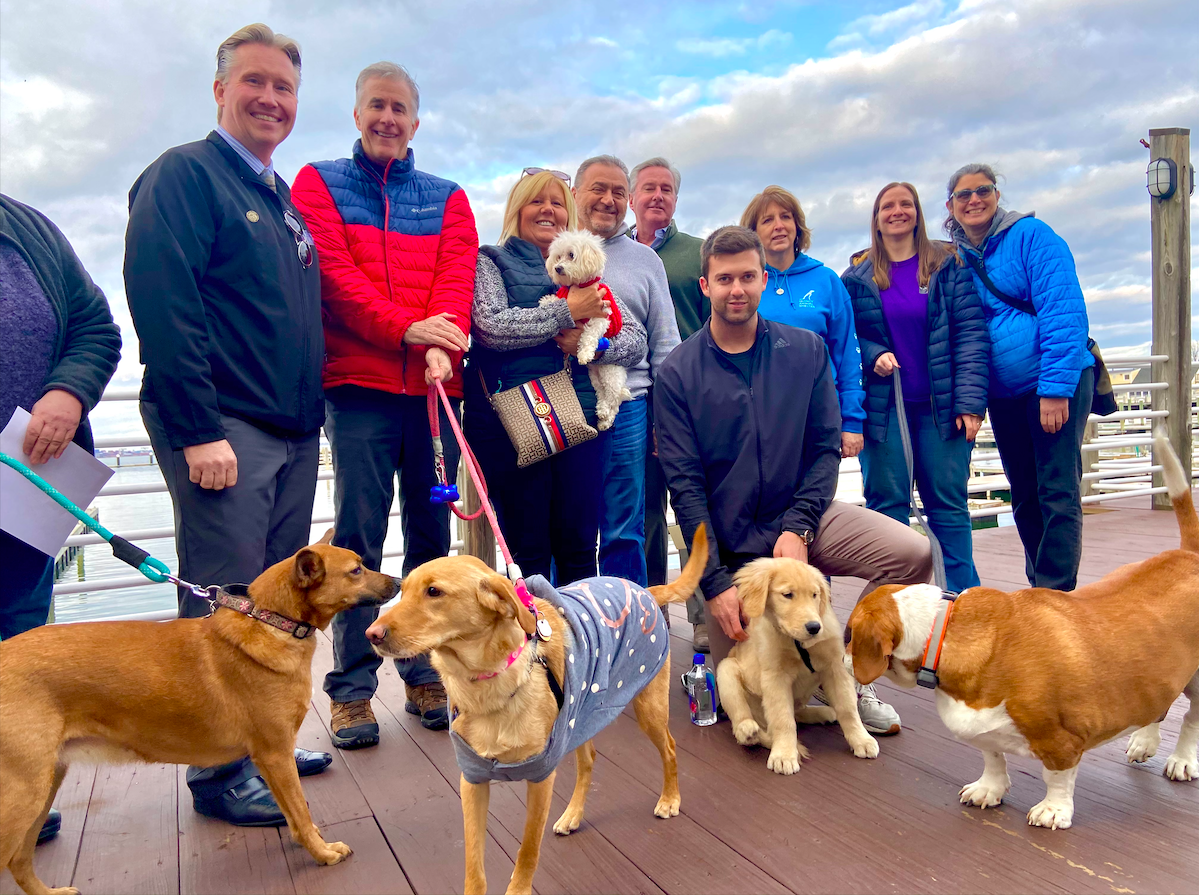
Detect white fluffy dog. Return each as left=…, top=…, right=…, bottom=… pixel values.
left=542, top=229, right=631, bottom=430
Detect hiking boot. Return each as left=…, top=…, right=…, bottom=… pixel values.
left=812, top=683, right=902, bottom=736
left=405, top=681, right=449, bottom=730
left=330, top=698, right=379, bottom=749
left=692, top=622, right=710, bottom=653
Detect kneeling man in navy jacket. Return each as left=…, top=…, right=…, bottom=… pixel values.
left=654, top=226, right=933, bottom=735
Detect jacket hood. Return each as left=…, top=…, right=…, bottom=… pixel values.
left=843, top=250, right=874, bottom=283
left=767, top=252, right=824, bottom=277
left=949, top=207, right=1033, bottom=252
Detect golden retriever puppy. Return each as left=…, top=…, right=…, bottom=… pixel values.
left=716, top=558, right=879, bottom=774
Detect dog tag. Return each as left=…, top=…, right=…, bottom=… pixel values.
left=776, top=288, right=785, bottom=294
left=536, top=616, right=553, bottom=640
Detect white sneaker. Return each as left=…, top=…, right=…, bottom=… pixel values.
left=812, top=683, right=901, bottom=736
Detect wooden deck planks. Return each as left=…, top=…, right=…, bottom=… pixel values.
left=73, top=762, right=179, bottom=894
left=0, top=764, right=96, bottom=895
left=3, top=497, right=1196, bottom=895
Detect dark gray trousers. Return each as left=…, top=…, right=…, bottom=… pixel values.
left=321, top=387, right=457, bottom=701
left=143, top=403, right=319, bottom=799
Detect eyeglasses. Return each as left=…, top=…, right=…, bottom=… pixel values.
left=283, top=209, right=313, bottom=269
left=951, top=184, right=998, bottom=203
left=521, top=166, right=571, bottom=186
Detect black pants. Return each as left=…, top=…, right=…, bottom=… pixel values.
left=987, top=366, right=1094, bottom=591
left=464, top=396, right=608, bottom=584
left=321, top=386, right=458, bottom=701
left=143, top=403, right=319, bottom=799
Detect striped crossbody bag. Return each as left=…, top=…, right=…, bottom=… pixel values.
left=480, top=357, right=598, bottom=468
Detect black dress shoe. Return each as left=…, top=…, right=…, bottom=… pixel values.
left=193, top=776, right=286, bottom=827
left=36, top=808, right=61, bottom=845
left=295, top=747, right=332, bottom=777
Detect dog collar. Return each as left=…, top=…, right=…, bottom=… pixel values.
left=210, top=584, right=314, bottom=639
left=467, top=638, right=566, bottom=711
left=472, top=638, right=529, bottom=680
left=916, top=592, right=957, bottom=689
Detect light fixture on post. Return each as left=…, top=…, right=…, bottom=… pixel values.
left=1146, top=157, right=1178, bottom=200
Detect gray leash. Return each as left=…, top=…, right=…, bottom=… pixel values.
left=890, top=373, right=950, bottom=593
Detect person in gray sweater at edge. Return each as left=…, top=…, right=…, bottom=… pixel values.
left=654, top=226, right=933, bottom=736
left=572, top=155, right=681, bottom=589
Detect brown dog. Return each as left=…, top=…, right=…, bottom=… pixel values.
left=844, top=431, right=1199, bottom=829
left=365, top=526, right=708, bottom=895
left=0, top=534, right=396, bottom=895
left=717, top=558, right=878, bottom=774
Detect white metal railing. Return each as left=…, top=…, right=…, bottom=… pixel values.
left=46, top=353, right=1195, bottom=617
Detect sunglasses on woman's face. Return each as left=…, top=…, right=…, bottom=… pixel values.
left=283, top=209, right=313, bottom=269
left=951, top=184, right=998, bottom=203
left=522, top=166, right=571, bottom=186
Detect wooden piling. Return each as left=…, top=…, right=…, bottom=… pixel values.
left=1149, top=127, right=1192, bottom=508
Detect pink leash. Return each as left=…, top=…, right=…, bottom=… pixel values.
left=427, top=377, right=550, bottom=640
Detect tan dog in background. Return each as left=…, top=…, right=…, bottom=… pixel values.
left=845, top=430, right=1199, bottom=829
left=717, top=558, right=879, bottom=774
left=0, top=534, right=395, bottom=895
left=365, top=526, right=708, bottom=895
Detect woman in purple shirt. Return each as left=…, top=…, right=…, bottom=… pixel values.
left=842, top=183, right=990, bottom=592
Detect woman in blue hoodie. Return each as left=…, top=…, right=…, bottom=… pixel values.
left=945, top=163, right=1094, bottom=591
left=741, top=186, right=866, bottom=458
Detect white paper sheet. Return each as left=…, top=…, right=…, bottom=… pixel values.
left=0, top=407, right=114, bottom=556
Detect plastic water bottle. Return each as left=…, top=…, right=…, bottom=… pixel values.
left=683, top=654, right=718, bottom=726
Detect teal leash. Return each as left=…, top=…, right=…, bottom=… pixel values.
left=0, top=450, right=198, bottom=590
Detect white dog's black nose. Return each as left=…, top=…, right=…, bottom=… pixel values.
left=555, top=265, right=565, bottom=275
left=805, top=621, right=822, bottom=637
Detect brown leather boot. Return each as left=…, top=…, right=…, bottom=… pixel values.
left=330, top=698, right=379, bottom=749
left=404, top=681, right=449, bottom=730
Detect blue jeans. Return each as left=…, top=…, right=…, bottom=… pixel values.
left=599, top=396, right=648, bottom=586
left=860, top=401, right=980, bottom=593
left=322, top=387, right=455, bottom=701
left=0, top=529, right=54, bottom=641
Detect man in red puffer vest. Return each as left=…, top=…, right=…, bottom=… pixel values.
left=292, top=62, right=478, bottom=744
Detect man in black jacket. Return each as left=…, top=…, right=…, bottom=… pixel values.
left=655, top=226, right=932, bottom=736
left=123, top=24, right=330, bottom=828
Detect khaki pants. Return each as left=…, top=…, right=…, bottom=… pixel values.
left=702, top=500, right=933, bottom=668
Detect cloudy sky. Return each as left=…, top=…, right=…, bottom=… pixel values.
left=2, top=0, right=1196, bottom=435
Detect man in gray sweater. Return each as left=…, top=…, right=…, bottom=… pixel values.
left=572, top=155, right=681, bottom=586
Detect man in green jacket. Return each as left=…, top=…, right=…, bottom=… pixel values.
left=629, top=157, right=710, bottom=650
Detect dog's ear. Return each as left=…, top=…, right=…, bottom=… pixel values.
left=316, top=528, right=335, bottom=546
left=477, top=573, right=537, bottom=636
left=846, top=599, right=900, bottom=684
left=293, top=547, right=326, bottom=590
left=733, top=559, right=774, bottom=619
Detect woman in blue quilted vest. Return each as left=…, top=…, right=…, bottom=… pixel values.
left=945, top=163, right=1094, bottom=591
left=843, top=182, right=990, bottom=593
left=465, top=169, right=646, bottom=583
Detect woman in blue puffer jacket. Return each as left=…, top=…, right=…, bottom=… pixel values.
left=741, top=186, right=866, bottom=459
left=843, top=182, right=990, bottom=593
left=945, top=163, right=1094, bottom=591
